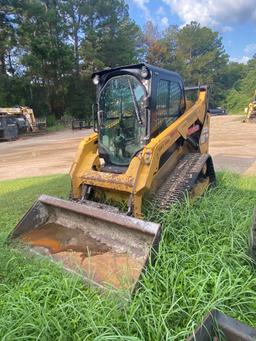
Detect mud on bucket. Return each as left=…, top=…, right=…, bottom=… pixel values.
left=9, top=195, right=161, bottom=292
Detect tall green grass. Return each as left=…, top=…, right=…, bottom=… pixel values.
left=0, top=173, right=255, bottom=340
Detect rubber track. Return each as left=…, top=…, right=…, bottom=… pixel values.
left=154, top=153, right=214, bottom=211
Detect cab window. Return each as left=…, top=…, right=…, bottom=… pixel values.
left=156, top=79, right=182, bottom=132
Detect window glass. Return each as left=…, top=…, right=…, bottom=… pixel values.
left=7, top=117, right=16, bottom=125
left=99, top=75, right=146, bottom=166
left=156, top=80, right=169, bottom=128
left=185, top=88, right=198, bottom=110
left=156, top=79, right=182, bottom=131
left=169, top=82, right=181, bottom=117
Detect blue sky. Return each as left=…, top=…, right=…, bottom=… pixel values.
left=126, top=0, right=256, bottom=63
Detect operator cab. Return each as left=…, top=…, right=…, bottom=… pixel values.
left=92, top=63, right=185, bottom=170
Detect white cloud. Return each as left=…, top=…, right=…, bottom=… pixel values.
left=231, top=43, right=256, bottom=64
left=133, top=0, right=149, bottom=7
left=156, top=6, right=165, bottom=16
left=244, top=43, right=256, bottom=56
left=222, top=26, right=233, bottom=32
left=160, top=16, right=169, bottom=28
left=162, top=0, right=256, bottom=30
left=132, top=0, right=151, bottom=20
left=132, top=1, right=170, bottom=28
left=231, top=56, right=250, bottom=64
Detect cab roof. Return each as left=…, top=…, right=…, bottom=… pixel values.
left=92, top=63, right=182, bottom=81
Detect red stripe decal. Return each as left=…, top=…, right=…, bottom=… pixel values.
left=188, top=125, right=200, bottom=135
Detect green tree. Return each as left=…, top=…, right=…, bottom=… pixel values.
left=0, top=0, right=16, bottom=75
left=143, top=21, right=228, bottom=106
left=224, top=59, right=256, bottom=113
left=220, top=62, right=246, bottom=91
left=2, top=1, right=244, bottom=118
left=81, top=0, right=140, bottom=72
left=176, top=22, right=228, bottom=100
left=60, top=0, right=86, bottom=76
left=16, top=0, right=73, bottom=117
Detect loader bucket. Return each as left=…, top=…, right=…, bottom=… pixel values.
left=187, top=310, right=256, bottom=341
left=9, top=195, right=161, bottom=292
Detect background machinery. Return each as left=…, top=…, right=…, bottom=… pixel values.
left=244, top=90, right=256, bottom=122
left=0, top=115, right=18, bottom=141
left=10, top=64, right=216, bottom=291
left=0, top=106, right=46, bottom=135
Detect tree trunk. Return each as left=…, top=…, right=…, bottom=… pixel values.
left=74, top=29, right=80, bottom=76
left=0, top=52, right=6, bottom=75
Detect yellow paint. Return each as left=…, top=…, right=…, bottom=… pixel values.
left=244, top=90, right=256, bottom=120
left=70, top=88, right=210, bottom=217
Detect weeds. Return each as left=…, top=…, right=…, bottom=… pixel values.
left=0, top=172, right=255, bottom=340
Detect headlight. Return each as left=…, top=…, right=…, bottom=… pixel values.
left=92, top=75, right=100, bottom=85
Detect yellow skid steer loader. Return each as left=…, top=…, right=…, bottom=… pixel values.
left=9, top=64, right=215, bottom=292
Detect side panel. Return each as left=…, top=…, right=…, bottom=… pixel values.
left=70, top=132, right=100, bottom=198
left=199, top=113, right=210, bottom=154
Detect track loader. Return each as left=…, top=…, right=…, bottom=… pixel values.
left=10, top=64, right=216, bottom=292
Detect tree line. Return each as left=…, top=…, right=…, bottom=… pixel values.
left=224, top=58, right=256, bottom=113
left=0, top=0, right=253, bottom=121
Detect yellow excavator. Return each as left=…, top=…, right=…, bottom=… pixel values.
left=0, top=106, right=46, bottom=132
left=244, top=90, right=256, bottom=122
left=9, top=64, right=216, bottom=292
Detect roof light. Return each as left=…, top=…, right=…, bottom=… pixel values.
left=92, top=75, right=100, bottom=85
left=141, top=66, right=149, bottom=79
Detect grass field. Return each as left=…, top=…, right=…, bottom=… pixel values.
left=0, top=173, right=256, bottom=340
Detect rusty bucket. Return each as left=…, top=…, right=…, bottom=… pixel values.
left=9, top=195, right=161, bottom=291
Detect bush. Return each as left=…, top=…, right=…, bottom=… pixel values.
left=46, top=114, right=57, bottom=127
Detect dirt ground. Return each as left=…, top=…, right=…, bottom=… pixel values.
left=0, top=129, right=90, bottom=181
left=0, top=115, right=255, bottom=181
left=209, top=115, right=256, bottom=175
